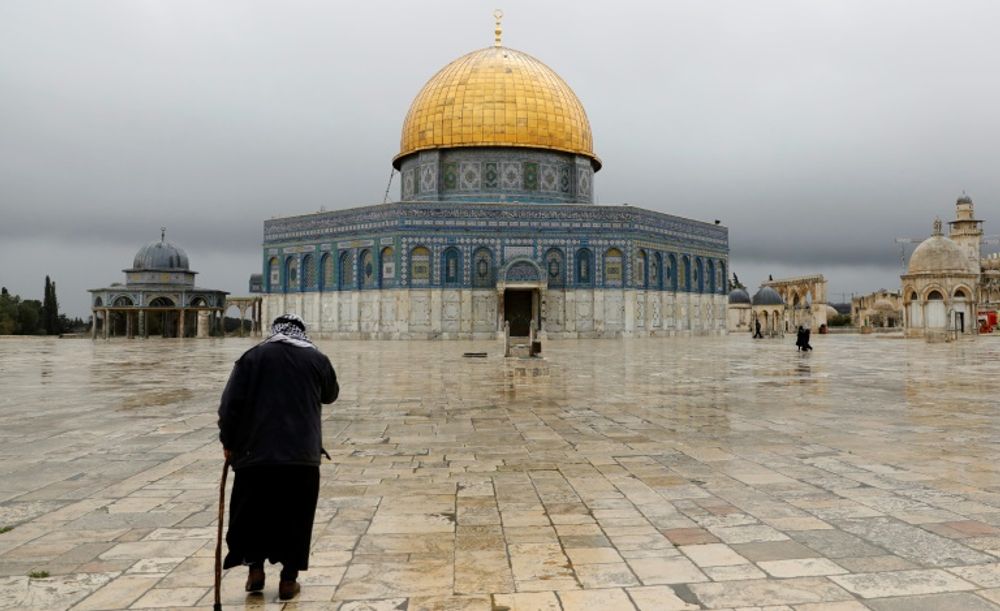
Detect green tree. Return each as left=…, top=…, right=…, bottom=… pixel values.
left=42, top=276, right=61, bottom=334
left=0, top=288, right=17, bottom=335
left=16, top=299, right=43, bottom=334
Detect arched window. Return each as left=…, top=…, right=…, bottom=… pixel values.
left=576, top=248, right=593, bottom=286
left=338, top=251, right=352, bottom=290
left=411, top=246, right=430, bottom=285
left=380, top=247, right=395, bottom=287
left=359, top=250, right=375, bottom=289
left=707, top=259, right=715, bottom=293
left=910, top=291, right=918, bottom=301
left=473, top=248, right=494, bottom=288
left=604, top=248, right=623, bottom=286
left=285, top=256, right=299, bottom=293
left=320, top=253, right=334, bottom=291
left=927, top=290, right=943, bottom=300
left=442, top=247, right=461, bottom=286
left=695, top=258, right=704, bottom=293
left=954, top=288, right=969, bottom=299
left=667, top=254, right=678, bottom=291
left=113, top=296, right=133, bottom=306
left=149, top=296, right=175, bottom=307
left=680, top=256, right=690, bottom=291
left=634, top=249, right=647, bottom=288
left=268, top=257, right=280, bottom=292
left=302, top=254, right=316, bottom=290
left=650, top=253, right=662, bottom=290
left=545, top=248, right=565, bottom=287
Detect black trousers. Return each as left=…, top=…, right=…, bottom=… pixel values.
left=223, top=465, right=320, bottom=572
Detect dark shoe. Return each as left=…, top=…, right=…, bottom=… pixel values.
left=278, top=579, right=300, bottom=600
left=245, top=565, right=265, bottom=592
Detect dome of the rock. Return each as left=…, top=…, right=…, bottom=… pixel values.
left=394, top=46, right=599, bottom=170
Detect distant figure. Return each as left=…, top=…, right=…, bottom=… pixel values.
left=753, top=318, right=763, bottom=339
left=796, top=326, right=813, bottom=351
left=218, top=314, right=339, bottom=601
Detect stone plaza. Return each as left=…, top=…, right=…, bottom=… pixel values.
left=2, top=334, right=1000, bottom=610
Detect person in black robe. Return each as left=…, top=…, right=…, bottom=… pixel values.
left=802, top=327, right=813, bottom=351
left=795, top=326, right=805, bottom=351
left=753, top=318, right=763, bottom=338
left=218, top=313, right=338, bottom=600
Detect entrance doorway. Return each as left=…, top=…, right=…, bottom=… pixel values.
left=504, top=289, right=534, bottom=336
left=956, top=311, right=965, bottom=333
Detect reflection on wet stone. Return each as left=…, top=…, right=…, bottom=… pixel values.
left=2, top=335, right=1000, bottom=609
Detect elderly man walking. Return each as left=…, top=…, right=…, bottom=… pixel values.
left=218, top=314, right=338, bottom=600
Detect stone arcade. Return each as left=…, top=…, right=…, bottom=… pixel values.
left=261, top=19, right=729, bottom=339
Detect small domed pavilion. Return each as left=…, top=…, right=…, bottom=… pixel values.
left=751, top=285, right=785, bottom=337
left=901, top=218, right=979, bottom=338
left=89, top=230, right=228, bottom=339
left=726, top=287, right=751, bottom=332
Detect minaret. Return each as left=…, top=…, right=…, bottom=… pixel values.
left=948, top=193, right=983, bottom=271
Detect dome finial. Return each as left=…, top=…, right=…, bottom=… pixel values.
left=160, top=226, right=166, bottom=242
left=493, top=9, right=504, bottom=47
left=932, top=217, right=942, bottom=236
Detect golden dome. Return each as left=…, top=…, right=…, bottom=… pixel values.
left=394, top=46, right=600, bottom=169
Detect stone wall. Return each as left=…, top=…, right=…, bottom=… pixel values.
left=263, top=289, right=727, bottom=340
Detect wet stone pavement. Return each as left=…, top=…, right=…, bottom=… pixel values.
left=2, top=334, right=1000, bottom=610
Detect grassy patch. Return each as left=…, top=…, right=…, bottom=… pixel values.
left=28, top=570, right=50, bottom=579
left=0, top=526, right=12, bottom=534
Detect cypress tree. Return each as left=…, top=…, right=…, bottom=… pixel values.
left=50, top=280, right=59, bottom=334
left=41, top=276, right=60, bottom=334
left=42, top=277, right=51, bottom=334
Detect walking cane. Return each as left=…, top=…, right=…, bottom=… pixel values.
left=214, top=456, right=230, bottom=611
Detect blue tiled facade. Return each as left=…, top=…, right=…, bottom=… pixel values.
left=263, top=201, right=728, bottom=296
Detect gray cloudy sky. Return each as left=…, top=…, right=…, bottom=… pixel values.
left=2, top=1, right=999, bottom=316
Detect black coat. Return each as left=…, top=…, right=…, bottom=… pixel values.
left=218, top=341, right=338, bottom=470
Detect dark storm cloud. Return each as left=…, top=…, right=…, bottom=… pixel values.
left=2, top=1, right=999, bottom=316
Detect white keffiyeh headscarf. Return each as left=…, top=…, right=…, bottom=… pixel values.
left=265, top=313, right=315, bottom=349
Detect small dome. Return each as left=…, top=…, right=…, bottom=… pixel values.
left=907, top=235, right=975, bottom=274
left=133, top=239, right=190, bottom=271
left=957, top=193, right=973, bottom=204
left=728, top=288, right=751, bottom=304
left=752, top=286, right=784, bottom=306
left=872, top=299, right=896, bottom=311
left=394, top=46, right=599, bottom=169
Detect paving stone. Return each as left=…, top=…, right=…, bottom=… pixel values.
left=688, top=576, right=854, bottom=607
left=865, top=592, right=1000, bottom=611
left=756, top=558, right=847, bottom=578
left=557, top=587, right=635, bottom=610
left=830, top=568, right=976, bottom=598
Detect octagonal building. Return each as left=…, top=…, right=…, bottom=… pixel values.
left=261, top=25, right=729, bottom=339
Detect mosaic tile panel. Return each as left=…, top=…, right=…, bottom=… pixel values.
left=442, top=162, right=458, bottom=190
left=459, top=162, right=481, bottom=191
left=524, top=162, right=539, bottom=191
left=483, top=162, right=499, bottom=189
left=501, top=162, right=522, bottom=190
left=419, top=164, right=437, bottom=194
